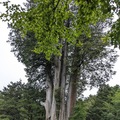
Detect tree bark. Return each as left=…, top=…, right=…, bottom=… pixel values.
left=51, top=56, right=61, bottom=120
left=45, top=75, right=52, bottom=120
left=67, top=71, right=78, bottom=119
left=67, top=47, right=79, bottom=119
left=59, top=41, right=67, bottom=120
left=41, top=75, right=52, bottom=120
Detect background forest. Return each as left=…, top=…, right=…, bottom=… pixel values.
left=1, top=81, right=120, bottom=120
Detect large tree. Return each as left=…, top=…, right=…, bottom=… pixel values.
left=0, top=0, right=120, bottom=120
left=8, top=20, right=118, bottom=120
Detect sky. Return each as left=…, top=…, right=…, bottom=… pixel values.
left=0, top=0, right=120, bottom=96
left=0, top=0, right=27, bottom=89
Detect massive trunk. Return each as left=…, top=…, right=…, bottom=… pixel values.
left=41, top=46, right=80, bottom=120
left=44, top=42, right=68, bottom=120
left=42, top=45, right=80, bottom=120
left=42, top=20, right=80, bottom=120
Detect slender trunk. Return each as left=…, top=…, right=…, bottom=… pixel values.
left=41, top=75, right=52, bottom=120
left=67, top=71, right=78, bottom=119
left=45, top=75, right=52, bottom=120
left=67, top=47, right=79, bottom=119
left=51, top=56, right=61, bottom=120
left=59, top=41, right=67, bottom=120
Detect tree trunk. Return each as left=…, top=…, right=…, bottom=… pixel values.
left=67, top=47, right=79, bottom=119
left=59, top=41, right=67, bottom=120
left=51, top=56, right=61, bottom=120
left=67, top=71, right=78, bottom=119
left=42, top=47, right=80, bottom=120
left=41, top=75, right=52, bottom=120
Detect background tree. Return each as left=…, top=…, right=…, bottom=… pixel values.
left=0, top=80, right=45, bottom=120
left=86, top=85, right=120, bottom=120
left=0, top=81, right=24, bottom=120
left=102, top=86, right=120, bottom=120
left=69, top=100, right=87, bottom=120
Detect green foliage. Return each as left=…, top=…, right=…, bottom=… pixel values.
left=2, top=81, right=119, bottom=120
left=0, top=81, right=45, bottom=120
left=70, top=85, right=120, bottom=120
left=103, top=87, right=120, bottom=120
left=0, top=81, right=24, bottom=120
left=110, top=18, right=120, bottom=47
left=70, top=100, right=87, bottom=120
left=8, top=15, right=118, bottom=96
left=1, top=0, right=118, bottom=92
left=1, top=0, right=120, bottom=59
left=86, top=85, right=120, bottom=120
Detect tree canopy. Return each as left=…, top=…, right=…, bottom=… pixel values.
left=0, top=0, right=120, bottom=59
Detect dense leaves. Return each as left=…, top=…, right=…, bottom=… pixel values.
left=1, top=82, right=120, bottom=120
left=70, top=85, right=120, bottom=120
left=0, top=81, right=45, bottom=120
left=0, top=0, right=120, bottom=58
left=86, top=85, right=115, bottom=120
left=70, top=100, right=87, bottom=120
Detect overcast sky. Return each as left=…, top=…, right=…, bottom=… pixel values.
left=0, top=0, right=120, bottom=96
left=0, top=0, right=27, bottom=90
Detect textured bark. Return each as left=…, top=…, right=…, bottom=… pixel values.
left=59, top=42, right=67, bottom=120
left=44, top=19, right=75, bottom=120
left=41, top=75, right=52, bottom=120
left=45, top=75, right=52, bottom=120
left=67, top=72, right=78, bottom=119
left=43, top=46, right=80, bottom=120
left=67, top=47, right=79, bottom=119
left=51, top=56, right=61, bottom=120
left=51, top=95, right=57, bottom=120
